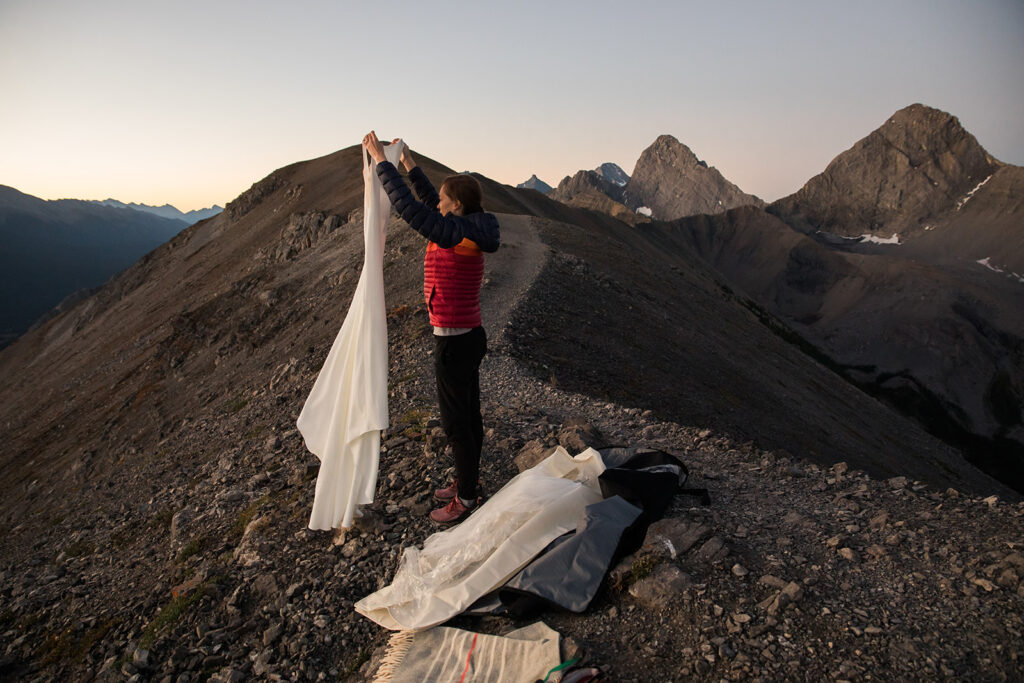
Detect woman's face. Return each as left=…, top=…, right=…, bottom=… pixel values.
left=439, top=186, right=461, bottom=216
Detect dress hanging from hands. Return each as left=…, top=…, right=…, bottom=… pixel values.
left=298, top=141, right=402, bottom=530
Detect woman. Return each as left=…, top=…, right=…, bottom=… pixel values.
left=362, top=131, right=500, bottom=525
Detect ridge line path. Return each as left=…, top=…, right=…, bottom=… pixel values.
left=480, top=213, right=549, bottom=348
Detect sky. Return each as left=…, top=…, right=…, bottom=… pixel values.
left=1, top=0, right=1022, bottom=211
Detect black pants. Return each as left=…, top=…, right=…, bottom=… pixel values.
left=434, top=326, right=487, bottom=500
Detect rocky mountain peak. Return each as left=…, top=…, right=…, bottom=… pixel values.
left=593, top=162, right=630, bottom=187
left=644, top=134, right=705, bottom=168
left=553, top=169, right=624, bottom=203
left=517, top=174, right=553, bottom=194
left=624, top=135, right=763, bottom=220
left=549, top=169, right=638, bottom=223
left=771, top=103, right=1001, bottom=237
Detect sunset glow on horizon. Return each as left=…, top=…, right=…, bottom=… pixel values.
left=2, top=0, right=1022, bottom=212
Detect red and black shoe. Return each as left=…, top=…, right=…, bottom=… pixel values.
left=433, top=479, right=460, bottom=502
left=429, top=496, right=480, bottom=525
left=433, top=479, right=484, bottom=502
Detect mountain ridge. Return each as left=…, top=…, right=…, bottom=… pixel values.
left=93, top=198, right=223, bottom=224
left=0, top=185, right=190, bottom=348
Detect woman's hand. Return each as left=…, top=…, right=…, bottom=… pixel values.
left=392, top=138, right=416, bottom=172
left=362, top=131, right=386, bottom=164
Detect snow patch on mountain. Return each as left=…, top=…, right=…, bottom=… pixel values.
left=956, top=175, right=992, bottom=210
left=861, top=233, right=900, bottom=245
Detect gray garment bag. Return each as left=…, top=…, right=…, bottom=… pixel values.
left=497, top=495, right=642, bottom=615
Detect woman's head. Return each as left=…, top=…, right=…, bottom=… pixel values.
left=439, top=174, right=483, bottom=216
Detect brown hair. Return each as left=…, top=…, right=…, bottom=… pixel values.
left=441, top=174, right=483, bottom=215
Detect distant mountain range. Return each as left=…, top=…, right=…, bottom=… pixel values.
left=517, top=163, right=629, bottom=197
left=92, top=199, right=222, bottom=225
left=549, top=136, right=763, bottom=221
left=0, top=186, right=194, bottom=348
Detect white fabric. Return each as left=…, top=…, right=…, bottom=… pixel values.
left=298, top=141, right=402, bottom=530
left=432, top=326, right=472, bottom=337
left=375, top=622, right=561, bottom=683
left=355, top=447, right=606, bottom=630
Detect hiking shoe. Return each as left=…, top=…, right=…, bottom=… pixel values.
left=433, top=479, right=460, bottom=502
left=433, top=479, right=483, bottom=502
left=429, top=496, right=479, bottom=525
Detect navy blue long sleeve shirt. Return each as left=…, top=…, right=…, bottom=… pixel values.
left=375, top=161, right=500, bottom=252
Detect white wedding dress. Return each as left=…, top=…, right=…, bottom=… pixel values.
left=298, top=141, right=401, bottom=530
left=355, top=447, right=607, bottom=631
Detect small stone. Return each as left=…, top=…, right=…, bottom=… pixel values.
left=264, top=622, right=283, bottom=646
left=997, top=568, right=1020, bottom=588
left=170, top=508, right=194, bottom=542
left=643, top=519, right=711, bottom=558
left=972, top=577, right=997, bottom=592
left=982, top=495, right=999, bottom=507
left=132, top=649, right=150, bottom=670
left=253, top=650, right=273, bottom=677
left=782, top=511, right=805, bottom=526
left=731, top=563, right=749, bottom=577
left=832, top=462, right=849, bottom=475
left=628, top=565, right=692, bottom=608
left=695, top=536, right=727, bottom=563
left=888, top=476, right=909, bottom=490
left=561, top=636, right=583, bottom=663
left=314, top=615, right=329, bottom=628
left=759, top=575, right=786, bottom=589
left=838, top=547, right=859, bottom=563
left=210, top=668, right=246, bottom=683
left=731, top=613, right=752, bottom=624
left=781, top=582, right=803, bottom=602
left=866, top=544, right=887, bottom=560
left=557, top=418, right=604, bottom=453
left=826, top=535, right=843, bottom=548
left=868, top=512, right=889, bottom=531
left=218, top=489, right=245, bottom=503
left=1003, top=552, right=1024, bottom=568
left=513, top=440, right=557, bottom=472
left=99, top=656, right=118, bottom=676
left=249, top=471, right=270, bottom=488
left=252, top=573, right=278, bottom=597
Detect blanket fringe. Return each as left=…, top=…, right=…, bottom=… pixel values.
left=372, top=630, right=415, bottom=683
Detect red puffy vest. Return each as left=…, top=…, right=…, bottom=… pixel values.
left=424, top=238, right=484, bottom=328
